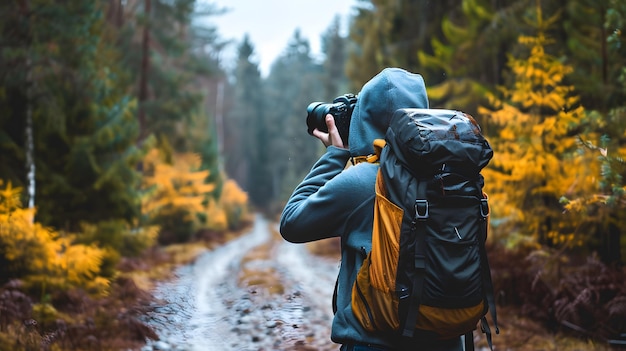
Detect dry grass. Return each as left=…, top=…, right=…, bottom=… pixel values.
left=120, top=242, right=208, bottom=291
left=475, top=306, right=616, bottom=351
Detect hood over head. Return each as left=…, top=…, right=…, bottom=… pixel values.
left=348, top=67, right=429, bottom=157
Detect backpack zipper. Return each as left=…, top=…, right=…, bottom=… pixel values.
left=355, top=280, right=379, bottom=330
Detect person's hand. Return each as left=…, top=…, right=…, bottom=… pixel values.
left=312, top=114, right=347, bottom=149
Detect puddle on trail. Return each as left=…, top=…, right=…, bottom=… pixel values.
left=143, top=215, right=340, bottom=351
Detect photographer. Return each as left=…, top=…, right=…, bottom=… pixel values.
left=280, top=68, right=464, bottom=351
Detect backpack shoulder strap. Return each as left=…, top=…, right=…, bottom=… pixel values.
left=351, top=139, right=386, bottom=165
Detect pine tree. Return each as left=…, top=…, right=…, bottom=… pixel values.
left=561, top=0, right=626, bottom=264
left=118, top=0, right=223, bottom=152
left=418, top=0, right=524, bottom=120
left=265, top=30, right=324, bottom=203
left=225, top=35, right=271, bottom=207
left=346, top=0, right=457, bottom=89
left=0, top=1, right=146, bottom=229
left=560, top=0, right=626, bottom=113
left=113, top=0, right=226, bottom=217
left=479, top=3, right=596, bottom=249
left=321, top=15, right=350, bottom=101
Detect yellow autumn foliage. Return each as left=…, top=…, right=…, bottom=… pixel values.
left=0, top=180, right=109, bottom=295
left=218, top=179, right=250, bottom=229
left=479, top=11, right=598, bottom=249
left=142, top=149, right=215, bottom=221
left=141, top=148, right=250, bottom=240
left=205, top=197, right=228, bottom=231
left=561, top=136, right=626, bottom=243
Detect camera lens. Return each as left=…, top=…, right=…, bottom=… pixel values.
left=305, top=94, right=356, bottom=145
left=306, top=102, right=331, bottom=135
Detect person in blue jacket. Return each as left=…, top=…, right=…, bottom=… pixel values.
left=280, top=67, right=464, bottom=351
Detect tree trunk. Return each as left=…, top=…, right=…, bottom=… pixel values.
left=21, top=0, right=36, bottom=213
left=25, top=57, right=35, bottom=211
left=215, top=80, right=224, bottom=158
left=106, top=0, right=124, bottom=27
left=602, top=212, right=622, bottom=266
left=138, top=0, right=151, bottom=142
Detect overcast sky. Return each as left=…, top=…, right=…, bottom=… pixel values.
left=210, top=0, right=358, bottom=76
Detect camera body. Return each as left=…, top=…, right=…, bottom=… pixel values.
left=306, top=93, right=357, bottom=145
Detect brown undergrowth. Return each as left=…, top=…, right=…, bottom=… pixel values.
left=0, top=221, right=253, bottom=351
left=0, top=277, right=156, bottom=351
left=483, top=243, right=626, bottom=350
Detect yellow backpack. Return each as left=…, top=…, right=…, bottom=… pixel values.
left=351, top=109, right=499, bottom=350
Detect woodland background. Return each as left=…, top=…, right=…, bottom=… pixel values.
left=0, top=0, right=625, bottom=349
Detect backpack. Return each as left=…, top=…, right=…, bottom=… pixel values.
left=351, top=108, right=499, bottom=350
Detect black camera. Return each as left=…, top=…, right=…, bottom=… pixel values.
left=306, top=93, right=357, bottom=145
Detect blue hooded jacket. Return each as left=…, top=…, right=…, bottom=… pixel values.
left=280, top=68, right=438, bottom=348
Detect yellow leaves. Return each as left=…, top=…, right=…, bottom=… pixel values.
left=0, top=182, right=109, bottom=295
left=478, top=14, right=601, bottom=250
left=205, top=198, right=228, bottom=231
left=546, top=231, right=583, bottom=248
left=563, top=194, right=608, bottom=213
left=142, top=148, right=216, bottom=221
left=205, top=180, right=250, bottom=231
left=141, top=147, right=249, bottom=239
left=0, top=180, right=23, bottom=213
left=0, top=207, right=55, bottom=268
left=58, top=237, right=104, bottom=285
left=220, top=179, right=250, bottom=229
left=221, top=179, right=249, bottom=209
left=485, top=101, right=531, bottom=129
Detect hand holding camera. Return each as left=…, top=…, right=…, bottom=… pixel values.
left=311, top=114, right=345, bottom=149
left=306, top=93, right=357, bottom=147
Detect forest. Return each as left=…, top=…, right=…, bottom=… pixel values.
left=0, top=0, right=625, bottom=350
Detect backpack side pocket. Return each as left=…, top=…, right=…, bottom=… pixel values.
left=351, top=170, right=403, bottom=332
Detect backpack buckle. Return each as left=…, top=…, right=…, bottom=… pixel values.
left=414, top=200, right=429, bottom=220
left=480, top=199, right=489, bottom=218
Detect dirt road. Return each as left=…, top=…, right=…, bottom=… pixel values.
left=142, top=214, right=340, bottom=351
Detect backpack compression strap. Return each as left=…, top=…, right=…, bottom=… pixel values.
left=462, top=196, right=499, bottom=351
left=401, top=187, right=500, bottom=350
left=401, top=180, right=429, bottom=338
left=478, top=196, right=499, bottom=350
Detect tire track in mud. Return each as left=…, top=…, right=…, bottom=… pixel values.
left=143, top=214, right=340, bottom=351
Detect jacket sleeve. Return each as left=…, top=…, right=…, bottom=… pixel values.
left=280, top=146, right=354, bottom=243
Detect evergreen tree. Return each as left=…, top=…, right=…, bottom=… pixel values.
left=118, top=0, right=222, bottom=152
left=479, top=4, right=596, bottom=249
left=35, top=3, right=146, bottom=229
left=346, top=0, right=457, bottom=89
left=265, top=30, right=324, bottom=204
left=116, top=0, right=225, bottom=203
left=225, top=35, right=271, bottom=207
left=562, top=0, right=626, bottom=264
left=0, top=1, right=145, bottom=229
left=560, top=0, right=626, bottom=114
left=321, top=15, right=350, bottom=101
left=417, top=0, right=524, bottom=120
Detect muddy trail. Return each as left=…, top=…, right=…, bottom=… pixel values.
left=142, top=215, right=340, bottom=351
